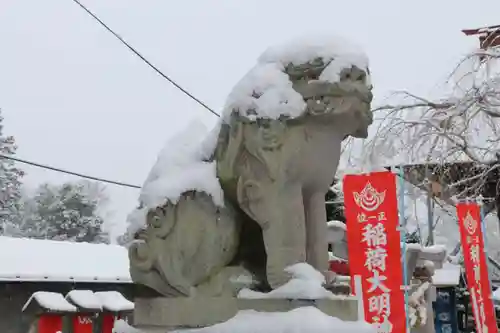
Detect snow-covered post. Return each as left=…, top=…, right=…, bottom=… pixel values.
left=353, top=275, right=365, bottom=321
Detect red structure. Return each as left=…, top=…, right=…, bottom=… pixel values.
left=23, top=290, right=133, bottom=333
left=462, top=25, right=500, bottom=49
left=37, top=316, right=64, bottom=333
left=329, top=259, right=350, bottom=276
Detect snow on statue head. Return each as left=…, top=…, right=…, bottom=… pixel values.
left=127, top=35, right=373, bottom=298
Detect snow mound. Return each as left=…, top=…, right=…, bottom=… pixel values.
left=224, top=34, right=370, bottom=121
left=176, top=307, right=375, bottom=333
left=258, top=34, right=369, bottom=81
left=113, top=319, right=140, bottom=333
left=239, top=263, right=347, bottom=300
left=139, top=120, right=222, bottom=208
left=125, top=120, right=223, bottom=238
left=111, top=308, right=374, bottom=333
left=223, top=62, right=307, bottom=121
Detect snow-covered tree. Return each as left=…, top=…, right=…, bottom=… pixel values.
left=22, top=180, right=109, bottom=243
left=357, top=47, right=500, bottom=210
left=343, top=45, right=500, bottom=271
left=0, top=109, right=24, bottom=235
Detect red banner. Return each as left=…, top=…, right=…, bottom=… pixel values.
left=456, top=203, right=498, bottom=333
left=343, top=171, right=406, bottom=333
left=73, top=315, right=93, bottom=333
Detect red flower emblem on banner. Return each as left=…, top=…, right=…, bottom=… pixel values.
left=463, top=211, right=478, bottom=235
left=353, top=182, right=386, bottom=212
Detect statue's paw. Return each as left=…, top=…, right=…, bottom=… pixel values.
left=266, top=266, right=292, bottom=290
left=323, top=270, right=337, bottom=286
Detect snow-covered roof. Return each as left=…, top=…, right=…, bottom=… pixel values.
left=95, top=291, right=134, bottom=312
left=23, top=290, right=134, bottom=313
left=0, top=236, right=131, bottom=283
left=66, top=290, right=103, bottom=310
left=22, top=291, right=77, bottom=312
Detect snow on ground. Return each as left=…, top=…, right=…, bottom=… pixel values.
left=113, top=320, right=140, bottom=333
left=239, top=263, right=349, bottom=300
left=125, top=34, right=370, bottom=236
left=112, top=308, right=374, bottom=333
left=177, top=307, right=374, bottom=333
left=0, top=236, right=130, bottom=282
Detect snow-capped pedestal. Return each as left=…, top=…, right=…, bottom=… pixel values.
left=133, top=264, right=362, bottom=332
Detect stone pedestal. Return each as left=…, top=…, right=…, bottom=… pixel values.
left=133, top=297, right=359, bottom=332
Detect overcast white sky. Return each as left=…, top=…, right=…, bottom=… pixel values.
left=1, top=0, right=499, bottom=240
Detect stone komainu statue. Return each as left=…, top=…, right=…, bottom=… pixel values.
left=128, top=38, right=374, bottom=297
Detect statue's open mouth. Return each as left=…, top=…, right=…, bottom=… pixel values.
left=303, top=92, right=372, bottom=122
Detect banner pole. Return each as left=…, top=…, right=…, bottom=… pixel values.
left=478, top=196, right=495, bottom=332
left=397, top=166, right=410, bottom=333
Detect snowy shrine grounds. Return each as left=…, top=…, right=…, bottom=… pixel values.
left=5, top=33, right=500, bottom=333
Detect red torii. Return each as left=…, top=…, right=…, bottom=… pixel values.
left=462, top=24, right=500, bottom=49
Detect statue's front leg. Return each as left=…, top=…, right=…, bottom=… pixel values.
left=262, top=184, right=307, bottom=289
left=303, top=191, right=329, bottom=276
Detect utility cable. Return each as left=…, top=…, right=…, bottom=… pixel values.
left=0, top=154, right=141, bottom=189
left=71, top=0, right=220, bottom=118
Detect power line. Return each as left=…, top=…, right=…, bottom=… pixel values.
left=71, top=0, right=220, bottom=118
left=0, top=154, right=141, bottom=189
